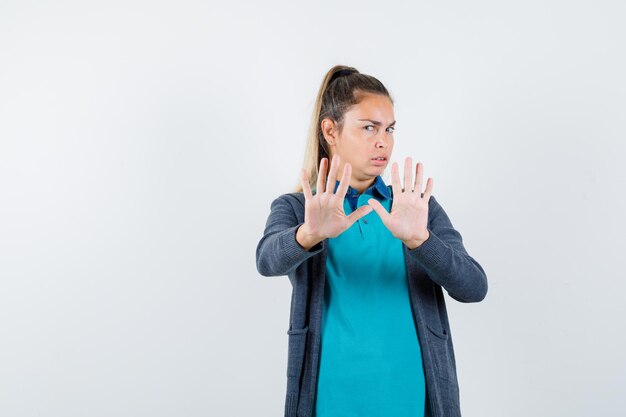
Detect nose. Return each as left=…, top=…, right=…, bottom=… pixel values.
left=375, top=135, right=389, bottom=148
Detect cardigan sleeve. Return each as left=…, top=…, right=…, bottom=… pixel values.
left=256, top=194, right=325, bottom=277
left=406, top=195, right=488, bottom=303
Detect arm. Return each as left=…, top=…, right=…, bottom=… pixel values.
left=406, top=195, right=488, bottom=303
left=256, top=194, right=325, bottom=277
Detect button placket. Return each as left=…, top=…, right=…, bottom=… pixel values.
left=357, top=195, right=371, bottom=238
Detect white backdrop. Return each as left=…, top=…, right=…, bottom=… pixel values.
left=1, top=1, right=625, bottom=416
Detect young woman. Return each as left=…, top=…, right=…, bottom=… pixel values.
left=256, top=65, right=488, bottom=417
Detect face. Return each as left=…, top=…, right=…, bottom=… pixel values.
left=322, top=92, right=395, bottom=190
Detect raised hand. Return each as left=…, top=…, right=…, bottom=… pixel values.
left=367, top=157, right=433, bottom=249
left=297, top=155, right=373, bottom=249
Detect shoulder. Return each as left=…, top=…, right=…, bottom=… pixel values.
left=427, top=195, right=444, bottom=221
left=271, top=192, right=305, bottom=211
left=428, top=194, right=440, bottom=208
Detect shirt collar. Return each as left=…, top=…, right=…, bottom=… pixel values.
left=333, top=175, right=391, bottom=200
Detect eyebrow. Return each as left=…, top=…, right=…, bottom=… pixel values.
left=357, top=119, right=396, bottom=127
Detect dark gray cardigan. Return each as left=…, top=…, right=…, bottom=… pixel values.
left=256, top=191, right=488, bottom=417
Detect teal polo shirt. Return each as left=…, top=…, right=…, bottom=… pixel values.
left=314, top=176, right=426, bottom=417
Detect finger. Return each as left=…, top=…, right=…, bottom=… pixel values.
left=367, top=198, right=390, bottom=223
left=326, top=154, right=340, bottom=194
left=422, top=177, right=434, bottom=201
left=391, top=162, right=402, bottom=196
left=335, top=162, right=351, bottom=197
left=414, top=162, right=423, bottom=195
left=404, top=157, right=413, bottom=192
left=301, top=169, right=313, bottom=200
left=316, top=158, right=328, bottom=194
left=346, top=204, right=372, bottom=227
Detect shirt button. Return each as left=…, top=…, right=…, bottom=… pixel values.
left=363, top=219, right=369, bottom=224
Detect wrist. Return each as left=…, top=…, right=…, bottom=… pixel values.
left=403, top=230, right=430, bottom=250
left=296, top=223, right=323, bottom=251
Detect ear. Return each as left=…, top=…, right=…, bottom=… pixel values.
left=321, top=118, right=338, bottom=146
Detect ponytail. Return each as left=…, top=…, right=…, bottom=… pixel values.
left=294, top=65, right=393, bottom=192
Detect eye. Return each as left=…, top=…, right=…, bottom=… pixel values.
left=364, top=125, right=375, bottom=131
left=387, top=126, right=395, bottom=133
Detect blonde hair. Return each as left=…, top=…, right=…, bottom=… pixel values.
left=294, top=65, right=393, bottom=192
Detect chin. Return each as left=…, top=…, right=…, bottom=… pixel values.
left=367, top=167, right=386, bottom=177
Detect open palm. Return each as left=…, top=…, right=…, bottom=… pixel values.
left=367, top=157, right=433, bottom=245
left=300, top=155, right=373, bottom=240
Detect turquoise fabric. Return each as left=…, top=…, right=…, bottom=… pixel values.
left=315, top=176, right=426, bottom=417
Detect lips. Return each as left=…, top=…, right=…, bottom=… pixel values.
left=371, top=156, right=387, bottom=166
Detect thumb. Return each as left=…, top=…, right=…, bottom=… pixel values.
left=346, top=205, right=373, bottom=226
left=367, top=199, right=390, bottom=222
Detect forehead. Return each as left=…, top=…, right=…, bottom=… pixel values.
left=345, top=93, right=394, bottom=121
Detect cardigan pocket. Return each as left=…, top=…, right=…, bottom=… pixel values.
left=286, top=325, right=309, bottom=380
left=426, top=324, right=461, bottom=410
left=426, top=323, right=449, bottom=340
left=426, top=324, right=455, bottom=383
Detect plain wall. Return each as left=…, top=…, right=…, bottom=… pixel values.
left=1, top=0, right=625, bottom=416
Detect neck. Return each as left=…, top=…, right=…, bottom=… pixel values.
left=331, top=157, right=377, bottom=194
left=350, top=176, right=376, bottom=194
